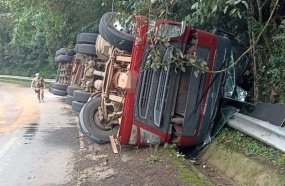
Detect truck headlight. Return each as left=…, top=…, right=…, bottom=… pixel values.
left=140, top=129, right=161, bottom=145
left=129, top=125, right=137, bottom=144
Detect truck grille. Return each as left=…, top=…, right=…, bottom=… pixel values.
left=138, top=69, right=154, bottom=119
left=154, top=56, right=171, bottom=127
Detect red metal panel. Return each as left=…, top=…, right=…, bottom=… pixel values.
left=177, top=31, right=217, bottom=146
left=133, top=120, right=171, bottom=145
left=118, top=16, right=149, bottom=145
left=120, top=16, right=218, bottom=147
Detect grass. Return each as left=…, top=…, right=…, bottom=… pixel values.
left=216, top=126, right=285, bottom=173
left=147, top=144, right=160, bottom=164
left=0, top=77, right=32, bottom=87
left=147, top=154, right=160, bottom=164
left=144, top=144, right=213, bottom=185
left=165, top=148, right=213, bottom=186
left=0, top=77, right=52, bottom=88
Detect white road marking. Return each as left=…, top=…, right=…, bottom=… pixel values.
left=76, top=117, right=86, bottom=152
left=0, top=137, right=17, bottom=175
left=76, top=116, right=87, bottom=185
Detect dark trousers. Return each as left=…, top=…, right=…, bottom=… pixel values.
left=35, top=87, right=44, bottom=101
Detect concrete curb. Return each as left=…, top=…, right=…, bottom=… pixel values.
left=199, top=142, right=285, bottom=186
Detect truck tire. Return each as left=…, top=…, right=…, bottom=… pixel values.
left=79, top=97, right=119, bottom=144
left=49, top=82, right=55, bottom=89
left=51, top=88, right=67, bottom=96
left=72, top=101, right=85, bottom=112
left=75, top=44, right=96, bottom=56
left=67, top=85, right=83, bottom=96
left=65, top=95, right=73, bottom=105
left=52, top=82, right=68, bottom=91
left=77, top=33, right=98, bottom=44
left=55, top=48, right=75, bottom=56
left=99, top=12, right=134, bottom=52
left=55, top=54, right=72, bottom=63
left=73, top=90, right=91, bottom=103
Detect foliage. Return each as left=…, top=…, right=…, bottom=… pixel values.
left=147, top=144, right=160, bottom=164
left=147, top=154, right=160, bottom=164
left=0, top=0, right=111, bottom=78
left=114, top=0, right=285, bottom=103
left=182, top=0, right=285, bottom=103
left=0, top=0, right=284, bottom=102
left=265, top=21, right=285, bottom=102
left=165, top=148, right=213, bottom=186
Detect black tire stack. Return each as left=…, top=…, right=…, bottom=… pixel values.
left=66, top=85, right=82, bottom=105
left=71, top=90, right=92, bottom=112
left=74, top=33, right=98, bottom=56
left=50, top=82, right=68, bottom=96
left=51, top=48, right=75, bottom=96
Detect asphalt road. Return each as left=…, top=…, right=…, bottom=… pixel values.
left=0, top=83, right=78, bottom=186
left=0, top=82, right=224, bottom=186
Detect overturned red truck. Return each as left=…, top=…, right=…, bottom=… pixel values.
left=79, top=12, right=250, bottom=148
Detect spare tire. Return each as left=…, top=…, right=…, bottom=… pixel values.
left=99, top=12, right=134, bottom=52
left=51, top=88, right=67, bottom=96
left=79, top=97, right=119, bottom=144
left=73, top=90, right=91, bottom=103
left=55, top=55, right=73, bottom=63
left=72, top=101, right=85, bottom=112
left=49, top=82, right=55, bottom=89
left=65, top=95, right=73, bottom=105
left=55, top=48, right=75, bottom=56
left=77, top=33, right=98, bottom=44
left=52, top=82, right=68, bottom=91
left=75, top=44, right=96, bottom=56
left=67, top=85, right=83, bottom=96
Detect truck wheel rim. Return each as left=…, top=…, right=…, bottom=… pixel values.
left=93, top=110, right=112, bottom=131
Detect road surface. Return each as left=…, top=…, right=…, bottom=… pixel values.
left=0, top=83, right=78, bottom=186
left=1, top=82, right=230, bottom=186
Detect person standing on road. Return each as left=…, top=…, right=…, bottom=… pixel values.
left=31, top=73, right=45, bottom=103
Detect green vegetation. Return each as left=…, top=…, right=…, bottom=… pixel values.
left=115, top=0, right=285, bottom=103
left=0, top=0, right=284, bottom=102
left=217, top=126, right=285, bottom=173
left=147, top=154, right=160, bottom=164
left=0, top=77, right=53, bottom=88
left=0, top=0, right=112, bottom=78
left=147, top=144, right=160, bottom=164
left=165, top=148, right=213, bottom=186
left=0, top=77, right=31, bottom=87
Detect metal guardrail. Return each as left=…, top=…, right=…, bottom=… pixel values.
left=0, top=75, right=55, bottom=83
left=228, top=113, right=285, bottom=152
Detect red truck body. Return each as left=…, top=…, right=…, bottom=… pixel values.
left=118, top=16, right=232, bottom=147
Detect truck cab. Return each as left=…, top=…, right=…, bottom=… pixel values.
left=79, top=13, right=250, bottom=148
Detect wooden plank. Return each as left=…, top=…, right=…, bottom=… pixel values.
left=109, top=136, right=119, bottom=154
left=116, top=56, right=131, bottom=63
left=109, top=94, right=124, bottom=103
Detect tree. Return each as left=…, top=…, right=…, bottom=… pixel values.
left=114, top=0, right=285, bottom=103
left=0, top=0, right=112, bottom=78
